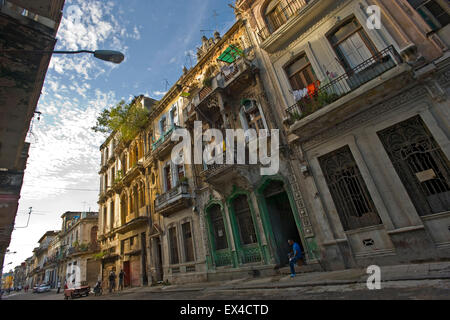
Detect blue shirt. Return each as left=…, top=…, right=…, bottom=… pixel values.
left=293, top=242, right=302, bottom=259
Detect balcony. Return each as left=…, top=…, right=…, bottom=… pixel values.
left=116, top=216, right=148, bottom=234
left=155, top=183, right=192, bottom=217
left=66, top=243, right=100, bottom=257
left=190, top=57, right=257, bottom=110
left=123, top=163, right=144, bottom=186
left=258, top=0, right=340, bottom=53
left=258, top=0, right=311, bottom=41
left=287, top=46, right=410, bottom=141
left=151, top=125, right=182, bottom=160
left=201, top=150, right=257, bottom=189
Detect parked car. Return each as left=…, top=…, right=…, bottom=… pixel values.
left=64, top=285, right=90, bottom=300
left=36, top=284, right=51, bottom=293
left=32, top=285, right=40, bottom=293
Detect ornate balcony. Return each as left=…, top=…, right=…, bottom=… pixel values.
left=116, top=216, right=148, bottom=234
left=155, top=183, right=192, bottom=217
left=258, top=0, right=340, bottom=53
left=257, top=0, right=311, bottom=42
left=151, top=125, right=182, bottom=160
left=287, top=46, right=409, bottom=142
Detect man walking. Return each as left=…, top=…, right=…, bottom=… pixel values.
left=108, top=269, right=116, bottom=293
left=288, top=239, right=303, bottom=278
left=118, top=269, right=125, bottom=291
left=56, top=278, right=61, bottom=294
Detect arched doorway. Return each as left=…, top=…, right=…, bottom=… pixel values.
left=261, top=180, right=304, bottom=266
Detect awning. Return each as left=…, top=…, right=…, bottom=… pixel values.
left=217, top=45, right=244, bottom=64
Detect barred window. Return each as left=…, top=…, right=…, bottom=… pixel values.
left=169, top=227, right=179, bottom=265
left=232, top=195, right=257, bottom=245
left=209, top=205, right=228, bottom=251
left=319, top=146, right=382, bottom=231
left=407, top=0, right=450, bottom=30
left=378, top=116, right=450, bottom=216
left=182, top=222, right=195, bottom=262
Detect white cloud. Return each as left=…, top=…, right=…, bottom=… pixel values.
left=153, top=91, right=167, bottom=96
left=49, top=0, right=137, bottom=79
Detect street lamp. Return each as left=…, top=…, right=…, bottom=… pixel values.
left=0, top=49, right=125, bottom=64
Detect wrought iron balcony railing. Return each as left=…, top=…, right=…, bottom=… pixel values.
left=286, top=45, right=403, bottom=123
left=257, top=0, right=310, bottom=41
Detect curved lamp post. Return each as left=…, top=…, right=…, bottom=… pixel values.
left=0, top=49, right=125, bottom=64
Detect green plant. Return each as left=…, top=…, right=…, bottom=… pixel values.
left=94, top=251, right=107, bottom=260
left=92, top=97, right=151, bottom=142
left=72, top=241, right=79, bottom=248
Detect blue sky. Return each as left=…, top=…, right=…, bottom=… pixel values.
left=5, top=0, right=236, bottom=270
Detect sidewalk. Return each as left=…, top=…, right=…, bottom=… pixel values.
left=99, top=261, right=450, bottom=298
left=142, top=261, right=450, bottom=293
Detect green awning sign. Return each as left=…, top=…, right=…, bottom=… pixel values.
left=217, top=45, right=244, bottom=64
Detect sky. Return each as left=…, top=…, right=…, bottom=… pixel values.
left=4, top=0, right=236, bottom=271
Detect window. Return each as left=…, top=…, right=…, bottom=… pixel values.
left=285, top=54, right=318, bottom=91
left=240, top=100, right=267, bottom=136
left=170, top=105, right=178, bottom=126
left=408, top=0, right=450, bottom=30
left=209, top=205, right=228, bottom=250
left=328, top=17, right=376, bottom=70
left=182, top=222, right=195, bottom=262
left=139, top=184, right=145, bottom=208
left=378, top=116, right=450, bottom=216
left=110, top=201, right=115, bottom=229
left=103, top=207, right=107, bottom=233
left=319, top=146, right=382, bottom=231
left=168, top=227, right=179, bottom=264
left=177, top=163, right=185, bottom=184
left=130, top=236, right=134, bottom=247
left=121, top=195, right=127, bottom=224
left=159, top=116, right=167, bottom=135
left=164, top=164, right=172, bottom=191
left=232, top=195, right=257, bottom=245
left=129, top=193, right=134, bottom=216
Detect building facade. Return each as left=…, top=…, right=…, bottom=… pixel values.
left=59, top=212, right=100, bottom=288
left=236, top=0, right=450, bottom=270
left=98, top=96, right=158, bottom=288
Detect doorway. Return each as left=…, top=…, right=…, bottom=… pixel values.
left=155, top=237, right=164, bottom=282
left=263, top=180, right=304, bottom=266
left=123, top=261, right=131, bottom=287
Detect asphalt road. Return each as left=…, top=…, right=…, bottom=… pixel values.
left=3, top=279, right=449, bottom=300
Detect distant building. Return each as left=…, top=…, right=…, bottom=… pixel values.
left=59, top=212, right=100, bottom=288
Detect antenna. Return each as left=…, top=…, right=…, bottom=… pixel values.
left=212, top=10, right=219, bottom=31
left=163, top=79, right=170, bottom=91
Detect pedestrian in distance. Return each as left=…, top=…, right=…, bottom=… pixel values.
left=57, top=279, right=61, bottom=294
left=118, top=269, right=125, bottom=291
left=288, top=239, right=303, bottom=278
left=108, top=269, right=116, bottom=293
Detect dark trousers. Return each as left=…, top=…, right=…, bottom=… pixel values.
left=109, top=281, right=115, bottom=293
left=118, top=279, right=123, bottom=290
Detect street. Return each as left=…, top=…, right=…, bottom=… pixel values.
left=3, top=279, right=449, bottom=300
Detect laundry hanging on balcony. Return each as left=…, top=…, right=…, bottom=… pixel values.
left=217, top=45, right=244, bottom=64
